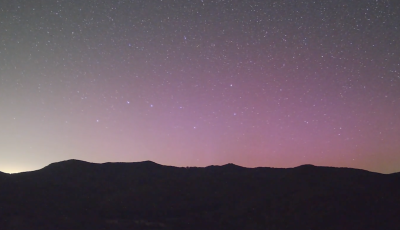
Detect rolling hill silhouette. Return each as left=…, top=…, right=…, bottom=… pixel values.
left=0, top=159, right=399, bottom=230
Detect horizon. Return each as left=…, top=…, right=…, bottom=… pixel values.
left=1, top=158, right=398, bottom=175
left=1, top=1, right=399, bottom=174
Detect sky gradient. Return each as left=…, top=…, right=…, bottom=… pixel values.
left=1, top=0, right=399, bottom=173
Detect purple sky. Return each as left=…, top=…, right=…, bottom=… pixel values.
left=1, top=0, right=399, bottom=173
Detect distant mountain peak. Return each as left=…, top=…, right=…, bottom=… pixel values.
left=139, top=160, right=160, bottom=165
left=42, top=159, right=95, bottom=171
left=222, top=163, right=244, bottom=168
left=48, top=159, right=92, bottom=166
left=297, top=164, right=316, bottom=168
left=44, top=159, right=166, bottom=171
left=102, top=160, right=163, bottom=167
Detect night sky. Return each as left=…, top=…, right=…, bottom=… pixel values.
left=1, top=0, right=399, bottom=173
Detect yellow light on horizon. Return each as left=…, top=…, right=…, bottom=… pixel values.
left=0, top=166, right=36, bottom=174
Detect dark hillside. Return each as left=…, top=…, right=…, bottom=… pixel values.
left=0, top=160, right=399, bottom=230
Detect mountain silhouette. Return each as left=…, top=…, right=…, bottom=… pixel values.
left=0, top=159, right=399, bottom=230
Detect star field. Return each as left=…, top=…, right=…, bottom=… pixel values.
left=0, top=0, right=399, bottom=173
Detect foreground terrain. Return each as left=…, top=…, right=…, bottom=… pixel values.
left=0, top=160, right=399, bottom=229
